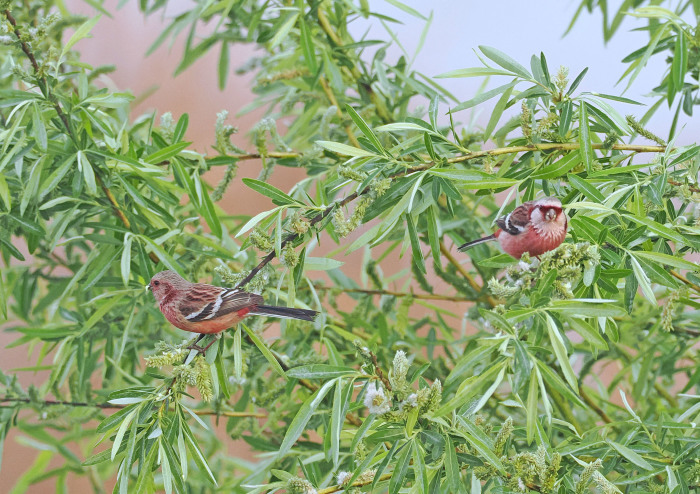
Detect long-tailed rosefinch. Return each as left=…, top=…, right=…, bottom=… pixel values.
left=458, top=196, right=568, bottom=258
left=147, top=271, right=317, bottom=336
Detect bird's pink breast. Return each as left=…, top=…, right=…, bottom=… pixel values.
left=160, top=302, right=249, bottom=334
left=498, top=227, right=566, bottom=258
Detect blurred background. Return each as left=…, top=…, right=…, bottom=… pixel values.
left=2, top=0, right=694, bottom=491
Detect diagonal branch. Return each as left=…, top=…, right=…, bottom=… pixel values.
left=4, top=9, right=157, bottom=262
left=0, top=396, right=265, bottom=418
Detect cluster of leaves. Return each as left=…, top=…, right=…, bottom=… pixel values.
left=569, top=1, right=700, bottom=137
left=1, top=0, right=700, bottom=493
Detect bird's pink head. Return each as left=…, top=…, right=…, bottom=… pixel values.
left=147, top=270, right=188, bottom=304
left=530, top=196, right=567, bottom=235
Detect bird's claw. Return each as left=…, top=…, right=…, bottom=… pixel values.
left=186, top=343, right=207, bottom=355
left=186, top=335, right=219, bottom=356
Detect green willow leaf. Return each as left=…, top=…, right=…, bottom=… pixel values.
left=577, top=102, right=594, bottom=173
left=608, top=441, right=653, bottom=471
left=479, top=46, right=532, bottom=79
left=316, top=140, right=378, bottom=157
left=450, top=80, right=518, bottom=113
left=346, top=104, right=385, bottom=155
left=545, top=314, right=578, bottom=391
left=277, top=378, right=337, bottom=458
left=243, top=323, right=286, bottom=378
left=428, top=169, right=517, bottom=189
left=242, top=178, right=299, bottom=206
left=286, top=365, right=355, bottom=379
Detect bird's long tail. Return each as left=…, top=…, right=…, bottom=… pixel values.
left=250, top=305, right=318, bottom=321
left=457, top=234, right=497, bottom=252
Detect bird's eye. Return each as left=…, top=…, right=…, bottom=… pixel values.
left=153, top=280, right=160, bottom=286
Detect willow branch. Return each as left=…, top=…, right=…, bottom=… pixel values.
left=579, top=387, right=613, bottom=424
left=318, top=473, right=393, bottom=494
left=207, top=143, right=666, bottom=168
left=667, top=180, right=700, bottom=194
left=669, top=270, right=700, bottom=297
left=446, top=142, right=666, bottom=164
left=368, top=350, right=392, bottom=392
left=0, top=396, right=266, bottom=418
left=315, top=5, right=392, bottom=123
left=235, top=189, right=362, bottom=289
left=319, top=76, right=361, bottom=147
left=439, top=240, right=498, bottom=307
left=313, top=286, right=475, bottom=302
left=4, top=9, right=152, bottom=262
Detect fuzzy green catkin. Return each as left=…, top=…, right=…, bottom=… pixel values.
left=626, top=115, right=666, bottom=146
left=555, top=66, right=569, bottom=93
left=214, top=111, right=245, bottom=154
left=494, top=417, right=513, bottom=456
left=603, top=131, right=619, bottom=149
left=211, top=161, right=239, bottom=202
left=593, top=471, right=623, bottom=494
left=661, top=287, right=684, bottom=332
left=389, top=350, right=409, bottom=397
left=536, top=112, right=558, bottom=133
left=355, top=468, right=376, bottom=484
left=290, top=210, right=310, bottom=234
left=512, top=452, right=538, bottom=485
left=339, top=165, right=368, bottom=182
left=488, top=277, right=521, bottom=298
left=281, top=243, right=299, bottom=268
left=214, top=265, right=268, bottom=293
left=286, top=477, right=316, bottom=494
left=332, top=196, right=372, bottom=237
left=540, top=453, right=561, bottom=493
left=194, top=356, right=213, bottom=402
left=249, top=228, right=273, bottom=251
left=576, top=459, right=602, bottom=494
left=521, top=102, right=532, bottom=139
left=159, top=112, right=175, bottom=141
left=145, top=341, right=187, bottom=367
left=488, top=243, right=600, bottom=299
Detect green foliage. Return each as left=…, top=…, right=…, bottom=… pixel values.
left=569, top=0, right=700, bottom=138
left=1, top=1, right=700, bottom=493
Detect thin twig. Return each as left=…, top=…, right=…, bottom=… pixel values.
left=369, top=350, right=392, bottom=392
left=667, top=180, right=700, bottom=194
left=0, top=396, right=265, bottom=418
left=669, top=270, right=700, bottom=296
left=313, top=286, right=474, bottom=302
left=315, top=5, right=392, bottom=123
left=439, top=240, right=498, bottom=307
left=579, top=387, right=613, bottom=424
left=235, top=190, right=362, bottom=289
left=319, top=77, right=361, bottom=147
left=318, top=473, right=392, bottom=494
left=446, top=143, right=666, bottom=164
left=5, top=9, right=152, bottom=263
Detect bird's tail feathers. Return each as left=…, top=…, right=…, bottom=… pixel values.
left=457, top=234, right=497, bottom=252
left=250, top=305, right=318, bottom=321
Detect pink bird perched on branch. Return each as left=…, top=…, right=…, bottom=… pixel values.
left=148, top=271, right=317, bottom=351
left=458, top=196, right=568, bottom=259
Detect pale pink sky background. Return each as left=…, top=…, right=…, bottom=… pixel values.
left=2, top=0, right=694, bottom=491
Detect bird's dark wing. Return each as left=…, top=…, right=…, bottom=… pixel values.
left=180, top=285, right=264, bottom=322
left=495, top=202, right=533, bottom=235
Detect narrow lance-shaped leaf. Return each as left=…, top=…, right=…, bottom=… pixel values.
left=578, top=102, right=594, bottom=173
left=243, top=323, right=286, bottom=377
left=544, top=314, right=578, bottom=392
left=345, top=104, right=386, bottom=155
left=479, top=46, right=532, bottom=79
left=277, top=378, right=337, bottom=458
